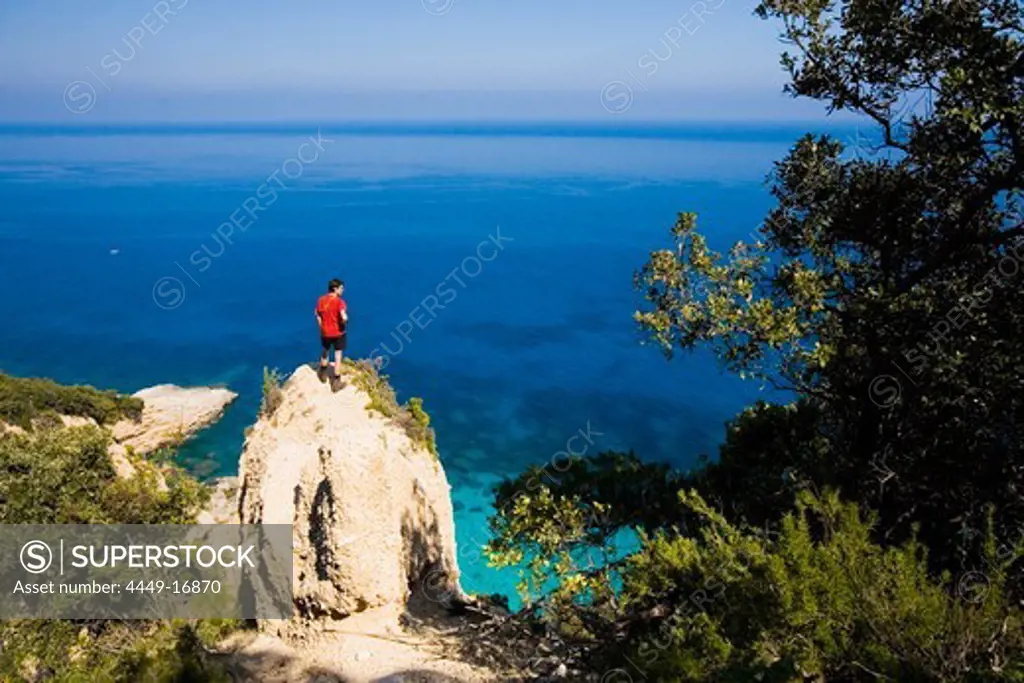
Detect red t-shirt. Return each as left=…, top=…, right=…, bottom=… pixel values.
left=316, top=295, right=346, bottom=337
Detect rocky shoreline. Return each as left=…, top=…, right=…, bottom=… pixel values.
left=109, top=383, right=238, bottom=455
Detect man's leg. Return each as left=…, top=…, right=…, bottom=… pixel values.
left=317, top=338, right=331, bottom=382
left=334, top=335, right=346, bottom=376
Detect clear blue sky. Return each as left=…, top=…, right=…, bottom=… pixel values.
left=0, top=0, right=835, bottom=122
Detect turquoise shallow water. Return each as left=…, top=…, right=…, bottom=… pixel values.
left=0, top=123, right=826, bottom=601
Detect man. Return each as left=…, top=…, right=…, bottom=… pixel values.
left=315, top=278, right=348, bottom=381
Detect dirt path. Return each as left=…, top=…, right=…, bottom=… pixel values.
left=217, top=602, right=509, bottom=682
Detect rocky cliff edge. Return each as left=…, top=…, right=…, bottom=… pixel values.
left=237, top=363, right=464, bottom=627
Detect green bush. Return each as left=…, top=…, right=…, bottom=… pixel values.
left=0, top=427, right=208, bottom=524
left=400, top=396, right=439, bottom=459
left=346, top=358, right=401, bottom=418
left=345, top=359, right=439, bottom=458
left=615, top=490, right=1023, bottom=682
left=260, top=367, right=285, bottom=418
left=0, top=373, right=143, bottom=430
left=0, top=394, right=232, bottom=682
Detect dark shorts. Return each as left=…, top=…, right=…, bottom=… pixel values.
left=321, top=334, right=347, bottom=353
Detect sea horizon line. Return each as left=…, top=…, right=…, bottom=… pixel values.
left=0, top=119, right=866, bottom=141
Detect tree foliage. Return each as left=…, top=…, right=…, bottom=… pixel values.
left=490, top=0, right=1024, bottom=679
left=635, top=0, right=1023, bottom=572
left=486, top=452, right=683, bottom=616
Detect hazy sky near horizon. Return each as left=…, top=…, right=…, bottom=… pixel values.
left=0, top=0, right=836, bottom=122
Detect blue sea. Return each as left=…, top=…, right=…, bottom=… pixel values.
left=0, top=122, right=842, bottom=600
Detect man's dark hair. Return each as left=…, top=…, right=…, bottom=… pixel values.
left=327, top=278, right=343, bottom=292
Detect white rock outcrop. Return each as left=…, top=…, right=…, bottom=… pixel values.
left=110, top=384, right=238, bottom=454
left=237, top=365, right=463, bottom=622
